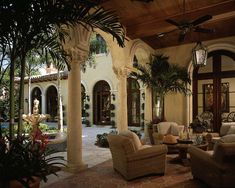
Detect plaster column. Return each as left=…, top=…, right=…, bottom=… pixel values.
left=144, top=87, right=152, bottom=137
left=115, top=67, right=128, bottom=131
left=41, top=92, right=46, bottom=114
left=67, top=59, right=87, bottom=172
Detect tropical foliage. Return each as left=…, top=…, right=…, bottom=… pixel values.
left=0, top=0, right=126, bottom=139
left=131, top=54, right=191, bottom=120
left=0, top=131, right=65, bottom=188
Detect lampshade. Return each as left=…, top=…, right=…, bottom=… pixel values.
left=192, top=41, right=208, bottom=67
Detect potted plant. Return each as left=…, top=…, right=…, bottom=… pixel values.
left=131, top=54, right=191, bottom=121
left=0, top=130, right=65, bottom=188
left=189, top=116, right=208, bottom=133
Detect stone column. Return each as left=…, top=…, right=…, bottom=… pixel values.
left=114, top=67, right=128, bottom=132
left=67, top=50, right=88, bottom=173
left=41, top=92, right=46, bottom=114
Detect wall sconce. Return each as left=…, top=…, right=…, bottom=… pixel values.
left=86, top=95, right=90, bottom=102
left=111, top=93, right=116, bottom=101
left=142, top=92, right=145, bottom=100
left=192, top=41, right=208, bottom=67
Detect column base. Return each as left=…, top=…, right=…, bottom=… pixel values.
left=64, top=163, right=88, bottom=173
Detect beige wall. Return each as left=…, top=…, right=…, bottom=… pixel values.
left=157, top=36, right=235, bottom=125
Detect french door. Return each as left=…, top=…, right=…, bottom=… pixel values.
left=93, top=81, right=111, bottom=125
left=193, top=50, right=235, bottom=132
left=127, top=78, right=140, bottom=126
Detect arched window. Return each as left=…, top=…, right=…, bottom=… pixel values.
left=93, top=80, right=111, bottom=125
left=46, top=85, right=58, bottom=122
left=31, top=87, right=42, bottom=114
left=193, top=50, right=235, bottom=132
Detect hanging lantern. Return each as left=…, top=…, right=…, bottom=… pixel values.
left=192, top=41, right=208, bottom=67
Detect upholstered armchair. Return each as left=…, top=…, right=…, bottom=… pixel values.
left=189, top=138, right=235, bottom=188
left=152, top=122, right=184, bottom=145
left=206, top=122, right=235, bottom=150
left=107, top=130, right=168, bottom=180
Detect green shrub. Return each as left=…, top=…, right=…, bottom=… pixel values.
left=95, top=129, right=142, bottom=148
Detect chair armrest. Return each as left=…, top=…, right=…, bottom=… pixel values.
left=127, top=145, right=167, bottom=161
left=188, top=146, right=226, bottom=172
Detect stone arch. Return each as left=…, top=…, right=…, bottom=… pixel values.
left=31, top=87, right=42, bottom=114
left=187, top=43, right=235, bottom=125
left=129, top=39, right=152, bottom=66
left=91, top=78, right=114, bottom=92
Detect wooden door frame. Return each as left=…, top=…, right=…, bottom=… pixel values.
left=193, top=50, right=235, bottom=132
left=93, top=81, right=111, bottom=125
left=127, top=78, right=141, bottom=126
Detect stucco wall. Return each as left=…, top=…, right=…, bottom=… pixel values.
left=158, top=36, right=235, bottom=125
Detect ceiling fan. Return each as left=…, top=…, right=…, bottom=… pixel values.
left=157, top=0, right=215, bottom=42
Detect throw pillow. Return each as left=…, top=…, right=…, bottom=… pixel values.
left=170, top=124, right=180, bottom=136
left=163, top=134, right=177, bottom=144
left=227, top=125, right=235, bottom=135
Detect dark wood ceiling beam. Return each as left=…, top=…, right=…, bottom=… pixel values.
left=126, top=0, right=235, bottom=39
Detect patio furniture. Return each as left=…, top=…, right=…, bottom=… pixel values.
left=107, top=130, right=168, bottom=180
left=189, top=141, right=235, bottom=188
left=166, top=142, right=208, bottom=166
left=152, top=122, right=184, bottom=145
left=206, top=122, right=235, bottom=150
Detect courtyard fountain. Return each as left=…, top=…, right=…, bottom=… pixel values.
left=22, top=99, right=50, bottom=135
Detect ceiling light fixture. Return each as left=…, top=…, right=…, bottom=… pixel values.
left=192, top=41, right=208, bottom=67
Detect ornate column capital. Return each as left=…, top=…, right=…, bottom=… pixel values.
left=113, top=66, right=129, bottom=80
left=67, top=47, right=89, bottom=63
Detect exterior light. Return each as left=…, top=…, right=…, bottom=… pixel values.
left=192, top=41, right=208, bottom=67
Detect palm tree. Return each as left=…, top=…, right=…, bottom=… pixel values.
left=0, top=0, right=126, bottom=139
left=131, top=54, right=191, bottom=120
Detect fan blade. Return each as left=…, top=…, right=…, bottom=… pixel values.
left=191, top=15, right=212, bottom=26
left=166, top=19, right=180, bottom=27
left=156, top=28, right=179, bottom=38
left=194, top=27, right=215, bottom=33
left=178, top=31, right=186, bottom=42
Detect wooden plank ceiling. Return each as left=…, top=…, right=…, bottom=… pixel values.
left=101, top=0, right=235, bottom=49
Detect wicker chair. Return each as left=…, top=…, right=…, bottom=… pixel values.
left=107, top=130, right=168, bottom=180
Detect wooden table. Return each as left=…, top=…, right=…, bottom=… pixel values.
left=165, top=142, right=208, bottom=166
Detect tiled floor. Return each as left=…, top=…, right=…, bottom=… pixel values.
left=40, top=125, right=142, bottom=187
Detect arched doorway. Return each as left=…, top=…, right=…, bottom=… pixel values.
left=31, top=87, right=42, bottom=113
left=46, top=85, right=58, bottom=122
left=93, top=81, right=111, bottom=125
left=193, top=50, right=235, bottom=132
left=127, top=78, right=140, bottom=126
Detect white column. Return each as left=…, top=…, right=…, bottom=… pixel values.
left=116, top=69, right=128, bottom=131
left=144, top=87, right=152, bottom=137
left=67, top=60, right=87, bottom=172
left=41, top=92, right=46, bottom=114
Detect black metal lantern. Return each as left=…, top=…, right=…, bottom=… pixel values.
left=192, top=41, right=208, bottom=67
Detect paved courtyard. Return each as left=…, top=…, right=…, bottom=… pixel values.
left=41, top=125, right=143, bottom=187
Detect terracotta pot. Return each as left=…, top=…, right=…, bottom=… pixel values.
left=9, top=177, right=40, bottom=188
